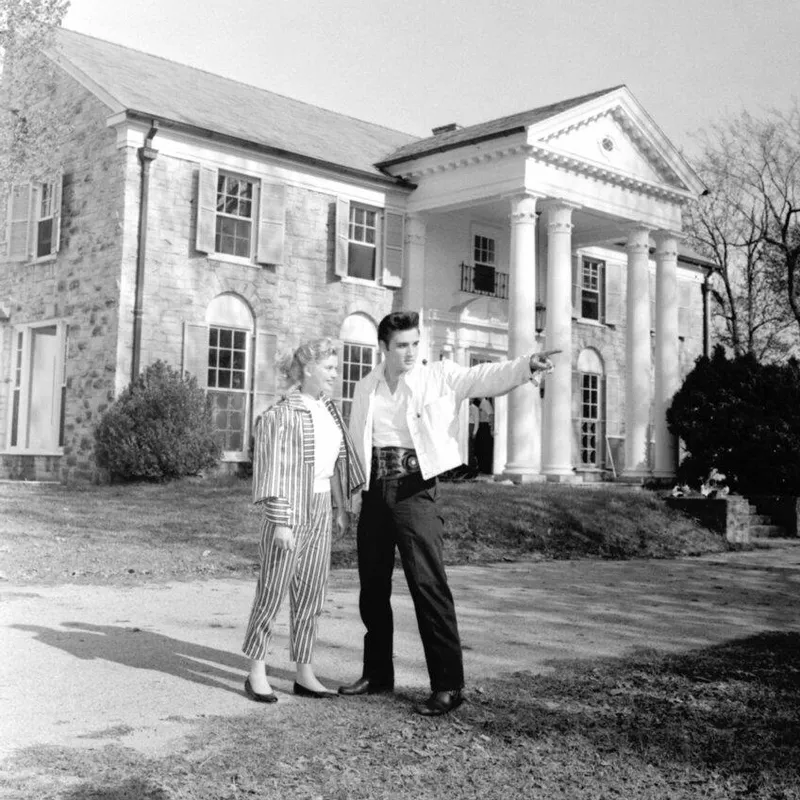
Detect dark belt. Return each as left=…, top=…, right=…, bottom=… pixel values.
left=371, top=447, right=420, bottom=480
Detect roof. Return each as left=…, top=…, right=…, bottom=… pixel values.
left=377, top=86, right=625, bottom=167
left=51, top=28, right=419, bottom=180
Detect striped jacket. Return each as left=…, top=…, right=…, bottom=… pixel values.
left=252, top=390, right=365, bottom=526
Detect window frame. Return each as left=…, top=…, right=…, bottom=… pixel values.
left=340, top=341, right=376, bottom=424
left=206, top=324, right=252, bottom=460
left=578, top=371, right=602, bottom=468
left=580, top=257, right=604, bottom=322
left=346, top=203, right=379, bottom=281
left=214, top=171, right=256, bottom=261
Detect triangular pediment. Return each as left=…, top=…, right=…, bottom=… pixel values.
left=525, top=87, right=704, bottom=197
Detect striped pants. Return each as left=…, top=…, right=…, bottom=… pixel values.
left=242, top=492, right=333, bottom=664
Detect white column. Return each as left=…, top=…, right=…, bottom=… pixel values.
left=402, top=215, right=428, bottom=357
left=503, top=193, right=542, bottom=481
left=541, top=202, right=577, bottom=478
left=653, top=231, right=680, bottom=478
left=623, top=225, right=653, bottom=478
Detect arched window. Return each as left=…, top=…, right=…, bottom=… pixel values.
left=339, top=313, right=377, bottom=423
left=205, top=294, right=254, bottom=457
left=575, top=348, right=605, bottom=468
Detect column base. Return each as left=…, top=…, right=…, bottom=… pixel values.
left=620, top=469, right=652, bottom=484
left=504, top=466, right=545, bottom=483
left=545, top=473, right=583, bottom=484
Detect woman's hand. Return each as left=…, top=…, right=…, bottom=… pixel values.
left=272, top=525, right=295, bottom=552
left=334, top=510, right=349, bottom=538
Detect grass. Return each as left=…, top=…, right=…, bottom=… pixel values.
left=0, top=478, right=725, bottom=584
left=2, top=631, right=798, bottom=799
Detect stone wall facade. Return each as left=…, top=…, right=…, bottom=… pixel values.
left=0, top=69, right=128, bottom=481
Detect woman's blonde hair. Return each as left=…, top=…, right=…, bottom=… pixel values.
left=277, top=337, right=337, bottom=387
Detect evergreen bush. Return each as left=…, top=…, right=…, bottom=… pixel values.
left=667, top=346, right=800, bottom=494
left=95, top=360, right=220, bottom=481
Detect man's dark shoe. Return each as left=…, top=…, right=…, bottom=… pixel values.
left=337, top=677, right=394, bottom=696
left=414, top=689, right=464, bottom=716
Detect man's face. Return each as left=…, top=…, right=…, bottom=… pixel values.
left=381, top=328, right=419, bottom=376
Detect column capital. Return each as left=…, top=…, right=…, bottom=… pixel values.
left=509, top=192, right=544, bottom=222
left=626, top=223, right=653, bottom=254
left=405, top=214, right=427, bottom=246
left=653, top=229, right=685, bottom=257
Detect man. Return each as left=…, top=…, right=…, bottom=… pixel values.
left=338, top=311, right=556, bottom=716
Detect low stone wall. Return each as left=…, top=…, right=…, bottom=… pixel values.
left=665, top=495, right=751, bottom=544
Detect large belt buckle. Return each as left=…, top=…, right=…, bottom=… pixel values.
left=373, top=447, right=419, bottom=480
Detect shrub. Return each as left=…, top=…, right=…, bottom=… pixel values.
left=95, top=360, right=220, bottom=481
left=667, top=346, right=800, bottom=494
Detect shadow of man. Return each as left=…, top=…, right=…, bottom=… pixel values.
left=11, top=621, right=294, bottom=696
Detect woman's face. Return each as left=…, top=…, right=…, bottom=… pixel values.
left=302, top=354, right=338, bottom=397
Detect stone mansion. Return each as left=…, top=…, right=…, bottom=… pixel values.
left=0, top=28, right=709, bottom=482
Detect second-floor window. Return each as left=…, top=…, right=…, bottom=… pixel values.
left=1, top=175, right=62, bottom=262
left=348, top=205, right=378, bottom=280
left=580, top=258, right=604, bottom=321
left=473, top=234, right=496, bottom=294
left=215, top=174, right=254, bottom=258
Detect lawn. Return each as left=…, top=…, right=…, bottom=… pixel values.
left=2, top=631, right=798, bottom=799
left=0, top=478, right=725, bottom=584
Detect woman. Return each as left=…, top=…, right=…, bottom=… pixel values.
left=242, top=338, right=364, bottom=702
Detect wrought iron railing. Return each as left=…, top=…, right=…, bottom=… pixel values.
left=459, top=262, right=509, bottom=299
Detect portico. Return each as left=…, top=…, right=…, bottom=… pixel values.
left=379, top=85, right=706, bottom=482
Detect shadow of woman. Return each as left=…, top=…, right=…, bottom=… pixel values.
left=11, top=621, right=295, bottom=696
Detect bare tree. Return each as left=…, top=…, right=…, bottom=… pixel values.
left=0, top=0, right=70, bottom=183
left=685, top=108, right=800, bottom=361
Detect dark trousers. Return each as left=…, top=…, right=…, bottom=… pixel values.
left=356, top=473, right=464, bottom=691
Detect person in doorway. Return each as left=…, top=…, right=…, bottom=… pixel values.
left=338, top=311, right=556, bottom=716
left=474, top=397, right=495, bottom=474
left=242, top=338, right=364, bottom=702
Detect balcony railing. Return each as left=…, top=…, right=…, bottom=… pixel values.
left=459, top=262, right=509, bottom=299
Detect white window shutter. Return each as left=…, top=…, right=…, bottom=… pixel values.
left=182, top=322, right=210, bottom=389
left=50, top=171, right=63, bottom=256
left=604, top=261, right=622, bottom=326
left=8, top=183, right=32, bottom=261
left=571, top=255, right=580, bottom=318
left=605, top=373, right=621, bottom=437
left=0, top=186, right=9, bottom=260
left=334, top=197, right=350, bottom=278
left=381, top=210, right=404, bottom=288
left=257, top=181, right=286, bottom=265
left=196, top=165, right=217, bottom=254
left=253, top=330, right=278, bottom=418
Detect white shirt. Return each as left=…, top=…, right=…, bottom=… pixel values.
left=302, top=394, right=343, bottom=493
left=372, top=377, right=415, bottom=448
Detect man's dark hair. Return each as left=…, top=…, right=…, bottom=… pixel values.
left=378, top=311, right=419, bottom=346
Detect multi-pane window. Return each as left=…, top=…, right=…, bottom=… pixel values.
left=207, top=326, right=248, bottom=452
left=36, top=181, right=55, bottom=258
left=341, top=343, right=375, bottom=423
left=580, top=373, right=601, bottom=466
left=473, top=235, right=496, bottom=294
left=215, top=174, right=254, bottom=258
left=348, top=205, right=377, bottom=280
left=581, top=259, right=603, bottom=321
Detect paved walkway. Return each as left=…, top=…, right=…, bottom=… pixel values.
left=2, top=542, right=799, bottom=758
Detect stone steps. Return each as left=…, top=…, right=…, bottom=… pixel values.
left=745, top=502, right=788, bottom=539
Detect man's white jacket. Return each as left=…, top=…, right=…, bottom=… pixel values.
left=348, top=355, right=538, bottom=484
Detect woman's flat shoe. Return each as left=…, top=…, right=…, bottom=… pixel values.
left=244, top=677, right=278, bottom=703
left=293, top=681, right=339, bottom=699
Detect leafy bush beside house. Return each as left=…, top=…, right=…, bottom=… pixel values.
left=667, top=346, right=800, bottom=495
left=94, top=361, right=220, bottom=482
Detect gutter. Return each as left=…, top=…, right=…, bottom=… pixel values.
left=130, top=121, right=159, bottom=383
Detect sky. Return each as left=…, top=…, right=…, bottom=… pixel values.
left=63, top=0, right=800, bottom=155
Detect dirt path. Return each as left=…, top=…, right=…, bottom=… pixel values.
left=2, top=543, right=799, bottom=759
